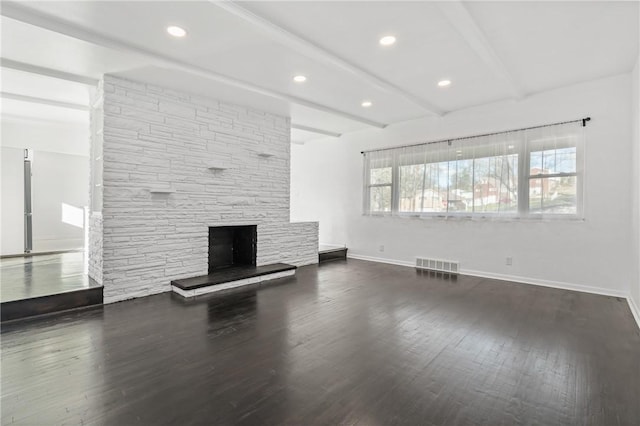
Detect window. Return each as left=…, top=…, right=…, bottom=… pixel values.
left=368, top=167, right=392, bottom=212
left=363, top=121, right=585, bottom=219
left=528, top=147, right=577, bottom=214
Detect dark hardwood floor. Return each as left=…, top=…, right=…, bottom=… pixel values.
left=2, top=259, right=639, bottom=425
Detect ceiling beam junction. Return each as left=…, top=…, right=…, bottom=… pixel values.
left=291, top=123, right=341, bottom=138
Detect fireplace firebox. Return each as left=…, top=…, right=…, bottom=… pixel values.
left=208, top=225, right=257, bottom=274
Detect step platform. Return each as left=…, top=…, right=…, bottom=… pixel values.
left=319, top=245, right=348, bottom=263
left=1, top=285, right=103, bottom=322
left=171, top=263, right=296, bottom=298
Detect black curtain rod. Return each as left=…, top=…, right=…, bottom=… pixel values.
left=360, top=117, right=591, bottom=155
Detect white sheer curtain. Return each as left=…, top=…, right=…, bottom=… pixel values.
left=363, top=121, right=585, bottom=219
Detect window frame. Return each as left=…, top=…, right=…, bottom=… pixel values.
left=521, top=136, right=584, bottom=219
left=363, top=128, right=585, bottom=220
left=364, top=165, right=394, bottom=214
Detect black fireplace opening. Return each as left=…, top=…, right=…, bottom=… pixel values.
left=208, top=225, right=257, bottom=274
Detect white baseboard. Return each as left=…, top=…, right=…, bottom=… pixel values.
left=460, top=269, right=628, bottom=299
left=628, top=296, right=640, bottom=331
left=347, top=253, right=415, bottom=268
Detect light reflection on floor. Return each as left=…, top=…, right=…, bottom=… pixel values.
left=0, top=251, right=94, bottom=302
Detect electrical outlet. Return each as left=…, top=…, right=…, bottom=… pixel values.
left=506, top=257, right=513, bottom=266
left=379, top=245, right=385, bottom=252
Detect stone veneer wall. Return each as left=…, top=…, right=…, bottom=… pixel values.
left=88, top=214, right=103, bottom=284
left=99, top=75, right=318, bottom=303
left=88, top=83, right=103, bottom=285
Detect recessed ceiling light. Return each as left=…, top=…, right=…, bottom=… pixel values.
left=379, top=35, right=396, bottom=46
left=438, top=80, right=452, bottom=87
left=167, top=26, right=187, bottom=38
left=293, top=75, right=307, bottom=83
left=361, top=100, right=372, bottom=108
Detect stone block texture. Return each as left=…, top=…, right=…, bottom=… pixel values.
left=88, top=83, right=104, bottom=285
left=88, top=213, right=103, bottom=285
left=100, top=75, right=318, bottom=303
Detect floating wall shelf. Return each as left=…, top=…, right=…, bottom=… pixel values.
left=257, top=152, right=275, bottom=158
left=207, top=164, right=232, bottom=170
left=149, top=188, right=176, bottom=194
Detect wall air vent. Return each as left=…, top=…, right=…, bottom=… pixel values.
left=416, top=257, right=459, bottom=274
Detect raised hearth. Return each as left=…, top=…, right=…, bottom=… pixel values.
left=172, top=225, right=296, bottom=298
left=171, top=263, right=296, bottom=298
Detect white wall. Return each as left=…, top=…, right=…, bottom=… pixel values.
left=291, top=142, right=349, bottom=245
left=0, top=116, right=89, bottom=255
left=0, top=147, right=25, bottom=255
left=630, top=58, right=640, bottom=321
left=31, top=151, right=89, bottom=252
left=1, top=117, right=89, bottom=156
left=292, top=74, right=633, bottom=297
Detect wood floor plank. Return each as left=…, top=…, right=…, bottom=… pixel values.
left=1, top=259, right=639, bottom=425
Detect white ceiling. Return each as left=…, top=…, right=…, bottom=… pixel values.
left=1, top=1, right=638, bottom=142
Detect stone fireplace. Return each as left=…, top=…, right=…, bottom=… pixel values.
left=172, top=223, right=296, bottom=297
left=208, top=225, right=257, bottom=273
left=93, top=75, right=318, bottom=303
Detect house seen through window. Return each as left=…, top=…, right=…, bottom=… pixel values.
left=363, top=121, right=584, bottom=219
